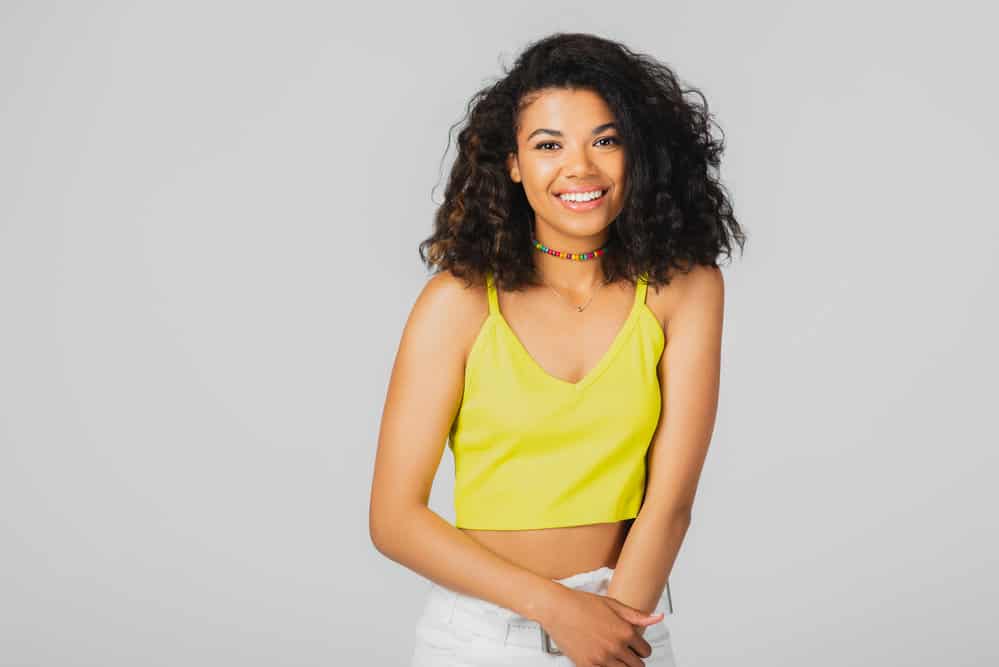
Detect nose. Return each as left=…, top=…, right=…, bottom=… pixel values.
left=563, top=143, right=599, bottom=179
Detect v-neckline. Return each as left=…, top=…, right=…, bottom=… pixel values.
left=492, top=284, right=642, bottom=391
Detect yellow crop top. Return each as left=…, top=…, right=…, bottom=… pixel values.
left=447, top=270, right=666, bottom=530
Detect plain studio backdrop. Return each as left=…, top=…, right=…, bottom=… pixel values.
left=1, top=2, right=996, bottom=666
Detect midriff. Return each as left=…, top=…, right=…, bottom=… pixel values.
left=459, top=519, right=634, bottom=579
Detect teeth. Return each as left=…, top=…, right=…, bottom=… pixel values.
left=559, top=189, right=605, bottom=202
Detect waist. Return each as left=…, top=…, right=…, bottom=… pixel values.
left=431, top=564, right=617, bottom=618
left=458, top=519, right=632, bottom=579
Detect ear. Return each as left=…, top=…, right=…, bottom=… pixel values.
left=507, top=152, right=521, bottom=183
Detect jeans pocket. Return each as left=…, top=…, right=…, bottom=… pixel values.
left=412, top=618, right=494, bottom=667
left=412, top=588, right=481, bottom=656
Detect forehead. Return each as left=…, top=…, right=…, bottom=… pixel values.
left=516, top=88, right=615, bottom=135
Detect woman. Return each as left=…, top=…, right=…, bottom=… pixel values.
left=370, top=32, right=745, bottom=666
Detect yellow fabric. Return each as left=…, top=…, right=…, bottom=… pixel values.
left=448, top=269, right=665, bottom=530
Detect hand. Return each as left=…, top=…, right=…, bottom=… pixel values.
left=539, top=587, right=665, bottom=667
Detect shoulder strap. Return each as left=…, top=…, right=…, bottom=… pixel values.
left=486, top=270, right=499, bottom=315
left=635, top=273, right=649, bottom=306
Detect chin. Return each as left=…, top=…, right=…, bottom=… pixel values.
left=553, top=219, right=615, bottom=237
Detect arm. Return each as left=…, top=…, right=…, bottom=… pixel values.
left=368, top=271, right=565, bottom=622
left=607, top=264, right=725, bottom=614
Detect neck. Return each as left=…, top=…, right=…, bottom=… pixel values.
left=531, top=226, right=609, bottom=290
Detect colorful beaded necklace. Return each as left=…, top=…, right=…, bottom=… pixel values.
left=531, top=237, right=608, bottom=261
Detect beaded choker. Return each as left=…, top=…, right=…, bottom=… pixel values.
left=531, top=237, right=608, bottom=261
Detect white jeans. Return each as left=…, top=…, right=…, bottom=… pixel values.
left=410, top=565, right=677, bottom=666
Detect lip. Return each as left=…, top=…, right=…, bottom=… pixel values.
left=554, top=188, right=607, bottom=212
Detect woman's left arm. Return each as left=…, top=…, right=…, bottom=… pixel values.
left=607, top=264, right=725, bottom=615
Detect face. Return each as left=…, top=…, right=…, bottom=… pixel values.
left=507, top=87, right=627, bottom=246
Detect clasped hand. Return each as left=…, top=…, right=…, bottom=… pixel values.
left=541, top=587, right=664, bottom=667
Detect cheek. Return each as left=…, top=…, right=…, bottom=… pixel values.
left=611, top=170, right=627, bottom=203
left=608, top=185, right=628, bottom=217
left=525, top=187, right=556, bottom=214
left=521, top=169, right=557, bottom=202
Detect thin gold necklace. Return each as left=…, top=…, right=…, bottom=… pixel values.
left=540, top=275, right=610, bottom=312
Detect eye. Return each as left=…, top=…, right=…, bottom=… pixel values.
left=534, top=137, right=620, bottom=151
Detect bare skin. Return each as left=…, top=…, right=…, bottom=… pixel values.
left=457, top=520, right=632, bottom=581
left=370, top=87, right=721, bottom=667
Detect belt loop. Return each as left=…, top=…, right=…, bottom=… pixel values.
left=446, top=592, right=457, bottom=624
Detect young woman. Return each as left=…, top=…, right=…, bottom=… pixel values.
left=370, top=32, right=745, bottom=666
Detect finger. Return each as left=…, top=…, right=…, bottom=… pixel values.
left=605, top=597, right=665, bottom=625
left=610, top=647, right=645, bottom=667
left=636, top=611, right=664, bottom=625
left=629, top=631, right=653, bottom=660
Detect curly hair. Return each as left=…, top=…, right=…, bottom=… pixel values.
left=418, top=32, right=746, bottom=291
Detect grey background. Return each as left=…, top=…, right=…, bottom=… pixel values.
left=1, top=2, right=996, bottom=666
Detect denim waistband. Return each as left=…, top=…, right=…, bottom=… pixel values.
left=429, top=564, right=615, bottom=620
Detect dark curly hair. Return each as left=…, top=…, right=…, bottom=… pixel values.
left=418, top=32, right=746, bottom=290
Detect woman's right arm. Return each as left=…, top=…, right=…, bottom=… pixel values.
left=367, top=271, right=565, bottom=623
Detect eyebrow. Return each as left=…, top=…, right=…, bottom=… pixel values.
left=526, top=122, right=618, bottom=141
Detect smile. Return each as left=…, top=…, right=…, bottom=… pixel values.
left=555, top=189, right=608, bottom=211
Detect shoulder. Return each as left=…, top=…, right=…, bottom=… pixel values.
left=405, top=269, right=490, bottom=356
left=415, top=269, right=489, bottom=321
left=671, top=263, right=724, bottom=301
left=645, top=263, right=724, bottom=332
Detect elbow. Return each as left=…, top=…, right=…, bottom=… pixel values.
left=368, top=494, right=390, bottom=554
left=670, top=503, right=693, bottom=525
left=369, top=517, right=388, bottom=556
left=641, top=502, right=693, bottom=526
left=369, top=507, right=396, bottom=556
left=658, top=507, right=692, bottom=536
left=369, top=500, right=423, bottom=557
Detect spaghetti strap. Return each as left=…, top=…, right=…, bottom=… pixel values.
left=485, top=270, right=499, bottom=315
left=635, top=273, right=649, bottom=306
